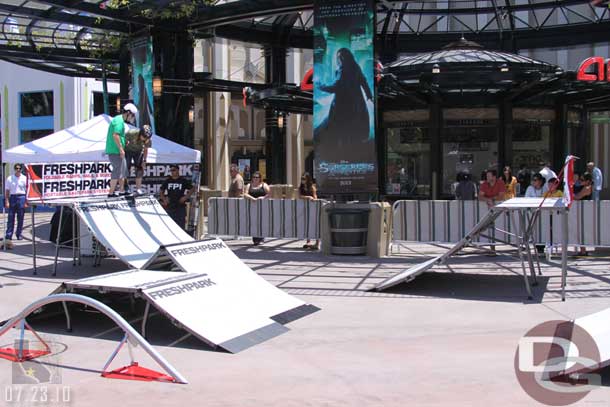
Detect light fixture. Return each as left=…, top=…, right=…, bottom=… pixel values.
left=277, top=114, right=284, bottom=129
left=188, top=106, right=194, bottom=124
left=152, top=76, right=163, bottom=97
left=432, top=64, right=440, bottom=74
left=115, top=96, right=121, bottom=113
left=500, top=64, right=509, bottom=73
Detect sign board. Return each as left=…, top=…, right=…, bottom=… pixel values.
left=25, top=162, right=197, bottom=201
left=313, top=0, right=378, bottom=194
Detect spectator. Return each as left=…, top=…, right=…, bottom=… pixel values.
left=478, top=169, right=505, bottom=206
left=160, top=164, right=194, bottom=231
left=501, top=166, right=518, bottom=200
left=455, top=172, right=476, bottom=200
left=517, top=164, right=531, bottom=197
left=574, top=172, right=593, bottom=256
left=228, top=163, right=244, bottom=198
left=525, top=173, right=545, bottom=198
left=106, top=103, right=138, bottom=197
left=298, top=172, right=320, bottom=249
left=244, top=171, right=270, bottom=246
left=3, top=164, right=27, bottom=248
left=587, top=162, right=603, bottom=200
left=125, top=124, right=152, bottom=195
left=573, top=171, right=583, bottom=196
left=540, top=162, right=557, bottom=195
left=544, top=178, right=563, bottom=198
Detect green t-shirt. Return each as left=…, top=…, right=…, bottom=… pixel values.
left=125, top=129, right=152, bottom=154
left=105, top=115, right=125, bottom=155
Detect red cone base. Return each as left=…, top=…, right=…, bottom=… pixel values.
left=0, top=347, right=51, bottom=362
left=101, top=362, right=175, bottom=383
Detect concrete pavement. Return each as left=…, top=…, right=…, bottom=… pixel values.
left=1, top=213, right=610, bottom=406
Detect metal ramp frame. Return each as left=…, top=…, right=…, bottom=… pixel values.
left=376, top=198, right=569, bottom=301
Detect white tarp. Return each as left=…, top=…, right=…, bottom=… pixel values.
left=63, top=269, right=288, bottom=353
left=161, top=239, right=314, bottom=322
left=74, top=196, right=194, bottom=269
left=3, top=114, right=200, bottom=164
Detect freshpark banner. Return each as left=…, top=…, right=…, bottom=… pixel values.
left=313, top=0, right=378, bottom=194
left=25, top=163, right=199, bottom=201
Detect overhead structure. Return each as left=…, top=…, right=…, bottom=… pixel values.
left=2, top=1, right=609, bottom=77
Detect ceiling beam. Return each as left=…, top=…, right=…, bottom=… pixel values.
left=190, top=0, right=313, bottom=29
left=0, top=43, right=119, bottom=63
left=0, top=2, right=130, bottom=32
left=32, top=0, right=150, bottom=26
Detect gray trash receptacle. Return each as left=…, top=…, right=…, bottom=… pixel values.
left=329, top=209, right=370, bottom=255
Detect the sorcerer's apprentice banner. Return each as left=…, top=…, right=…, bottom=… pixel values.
left=131, top=37, right=155, bottom=133
left=313, top=0, right=378, bottom=194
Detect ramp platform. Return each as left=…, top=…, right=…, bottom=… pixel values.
left=73, top=196, right=194, bottom=269
left=376, top=198, right=569, bottom=300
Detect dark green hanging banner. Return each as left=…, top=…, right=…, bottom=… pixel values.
left=130, top=37, right=155, bottom=133
left=313, top=0, right=378, bottom=195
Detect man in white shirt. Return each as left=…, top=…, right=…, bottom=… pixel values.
left=587, top=162, right=603, bottom=200
left=4, top=164, right=28, bottom=248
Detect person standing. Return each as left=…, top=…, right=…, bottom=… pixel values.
left=228, top=163, right=244, bottom=198
left=244, top=171, right=270, bottom=246
left=3, top=164, right=28, bottom=248
left=105, top=103, right=138, bottom=198
left=587, top=162, right=603, bottom=200
left=478, top=169, right=505, bottom=206
left=501, top=166, right=518, bottom=200
left=454, top=172, right=476, bottom=200
left=298, top=172, right=320, bottom=249
left=160, top=164, right=194, bottom=231
left=574, top=172, right=593, bottom=256
left=517, top=164, right=531, bottom=197
left=125, top=124, right=152, bottom=195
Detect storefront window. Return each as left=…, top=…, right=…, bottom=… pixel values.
left=442, top=122, right=498, bottom=197
left=385, top=126, right=431, bottom=198
left=512, top=121, right=551, bottom=177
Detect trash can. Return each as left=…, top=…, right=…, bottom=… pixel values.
left=329, top=209, right=370, bottom=255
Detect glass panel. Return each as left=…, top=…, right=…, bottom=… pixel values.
left=512, top=122, right=551, bottom=196
left=442, top=125, right=498, bottom=197
left=386, top=126, right=431, bottom=198
left=21, top=129, right=52, bottom=143
left=20, top=91, right=53, bottom=117
left=93, top=92, right=120, bottom=117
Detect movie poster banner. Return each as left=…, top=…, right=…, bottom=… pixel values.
left=25, top=163, right=198, bottom=201
left=313, top=0, right=378, bottom=194
left=131, top=37, right=155, bottom=132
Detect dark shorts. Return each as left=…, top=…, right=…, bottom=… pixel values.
left=125, top=150, right=145, bottom=178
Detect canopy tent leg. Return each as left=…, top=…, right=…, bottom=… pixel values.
left=515, top=211, right=533, bottom=300
left=52, top=206, right=64, bottom=276
left=31, top=204, right=37, bottom=275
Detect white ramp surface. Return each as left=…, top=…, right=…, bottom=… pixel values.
left=163, top=239, right=318, bottom=323
left=74, top=196, right=194, bottom=269
left=64, top=269, right=288, bottom=353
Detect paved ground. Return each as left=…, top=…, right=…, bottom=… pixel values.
left=2, top=213, right=610, bottom=406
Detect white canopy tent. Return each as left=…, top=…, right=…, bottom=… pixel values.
left=3, top=114, right=200, bottom=164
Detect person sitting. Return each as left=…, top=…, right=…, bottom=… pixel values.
left=298, top=172, right=320, bottom=249
left=525, top=173, right=545, bottom=198
left=244, top=171, right=270, bottom=246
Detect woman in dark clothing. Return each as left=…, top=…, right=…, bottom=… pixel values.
left=298, top=172, right=319, bottom=250
left=316, top=48, right=373, bottom=159
left=244, top=171, right=270, bottom=246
